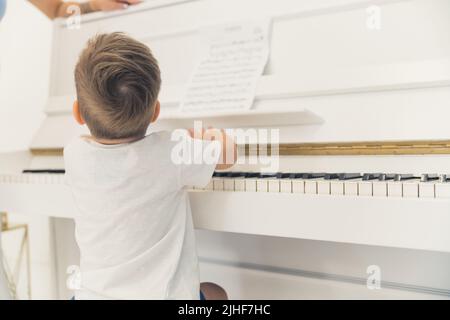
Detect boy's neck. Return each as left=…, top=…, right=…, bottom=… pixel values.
left=84, top=135, right=144, bottom=145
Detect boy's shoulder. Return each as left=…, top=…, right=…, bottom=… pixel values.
left=63, top=131, right=179, bottom=156
left=63, top=136, right=87, bottom=157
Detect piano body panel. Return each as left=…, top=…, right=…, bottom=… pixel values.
left=48, top=0, right=450, bottom=102
left=197, top=258, right=449, bottom=300
left=40, top=0, right=450, bottom=145
left=196, top=231, right=450, bottom=297
left=271, top=154, right=450, bottom=175
left=42, top=218, right=450, bottom=300
left=1, top=178, right=449, bottom=253
left=41, top=85, right=450, bottom=145
left=191, top=191, right=450, bottom=254
left=0, top=181, right=75, bottom=219
left=1, top=0, right=450, bottom=299
left=2, top=179, right=450, bottom=298
left=0, top=151, right=33, bottom=174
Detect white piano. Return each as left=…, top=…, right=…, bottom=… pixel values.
left=1, top=0, right=450, bottom=299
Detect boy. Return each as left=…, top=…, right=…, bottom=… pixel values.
left=64, top=33, right=235, bottom=300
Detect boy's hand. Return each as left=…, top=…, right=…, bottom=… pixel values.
left=188, top=127, right=237, bottom=170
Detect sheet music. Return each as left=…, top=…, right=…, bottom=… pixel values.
left=180, top=19, right=271, bottom=112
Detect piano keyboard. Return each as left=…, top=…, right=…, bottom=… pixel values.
left=2, top=171, right=450, bottom=199
left=198, top=172, right=450, bottom=199
left=0, top=173, right=66, bottom=184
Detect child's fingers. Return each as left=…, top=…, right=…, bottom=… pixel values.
left=187, top=128, right=195, bottom=138
left=188, top=128, right=206, bottom=139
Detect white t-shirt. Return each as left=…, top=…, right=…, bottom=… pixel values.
left=64, top=131, right=220, bottom=300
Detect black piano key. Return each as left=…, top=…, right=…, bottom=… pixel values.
left=379, top=173, right=396, bottom=181
left=362, top=173, right=382, bottom=181
left=338, top=173, right=363, bottom=180
left=225, top=172, right=246, bottom=178
left=22, top=169, right=65, bottom=174
left=213, top=171, right=229, bottom=177
left=394, top=174, right=420, bottom=182
left=324, top=173, right=340, bottom=180
left=421, top=174, right=440, bottom=182
left=259, top=173, right=279, bottom=179
left=302, top=173, right=326, bottom=179
left=244, top=172, right=261, bottom=179
left=291, top=173, right=307, bottom=179
left=278, top=173, right=296, bottom=179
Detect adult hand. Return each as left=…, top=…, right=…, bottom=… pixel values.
left=90, top=0, right=142, bottom=12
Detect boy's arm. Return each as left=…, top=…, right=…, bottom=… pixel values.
left=28, top=0, right=141, bottom=20
left=188, top=128, right=237, bottom=171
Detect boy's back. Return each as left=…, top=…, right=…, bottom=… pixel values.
left=65, top=132, right=216, bottom=299
left=64, top=133, right=218, bottom=299
left=64, top=33, right=228, bottom=299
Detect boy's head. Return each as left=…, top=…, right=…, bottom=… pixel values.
left=74, top=32, right=161, bottom=140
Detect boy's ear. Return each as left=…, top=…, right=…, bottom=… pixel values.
left=150, top=100, right=160, bottom=123
left=72, top=100, right=85, bottom=125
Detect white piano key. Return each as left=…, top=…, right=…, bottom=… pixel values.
left=372, top=182, right=387, bottom=197
left=330, top=181, right=344, bottom=195
left=234, top=179, right=245, bottom=192
left=50, top=175, right=58, bottom=184
left=245, top=179, right=257, bottom=192
left=419, top=183, right=435, bottom=198
left=205, top=180, right=214, bottom=191
left=435, top=183, right=450, bottom=199
left=223, top=179, right=234, bottom=191
left=344, top=181, right=359, bottom=196
left=304, top=181, right=317, bottom=194
left=280, top=180, right=292, bottom=193
left=292, top=180, right=305, bottom=194
left=402, top=182, right=419, bottom=198
left=268, top=179, right=280, bottom=193
left=387, top=182, right=403, bottom=197
left=317, top=181, right=330, bottom=195
left=213, top=178, right=224, bottom=191
left=358, top=181, right=373, bottom=196
left=256, top=179, right=268, bottom=192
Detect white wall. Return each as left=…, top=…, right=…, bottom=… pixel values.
left=0, top=0, right=55, bottom=300
left=0, top=0, right=51, bottom=152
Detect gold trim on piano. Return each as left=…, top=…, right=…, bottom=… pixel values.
left=242, top=140, right=450, bottom=156
left=31, top=140, right=450, bottom=157
left=30, top=148, right=64, bottom=156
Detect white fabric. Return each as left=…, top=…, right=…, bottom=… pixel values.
left=64, top=131, right=220, bottom=299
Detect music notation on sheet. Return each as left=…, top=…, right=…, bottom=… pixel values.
left=180, top=19, right=271, bottom=112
